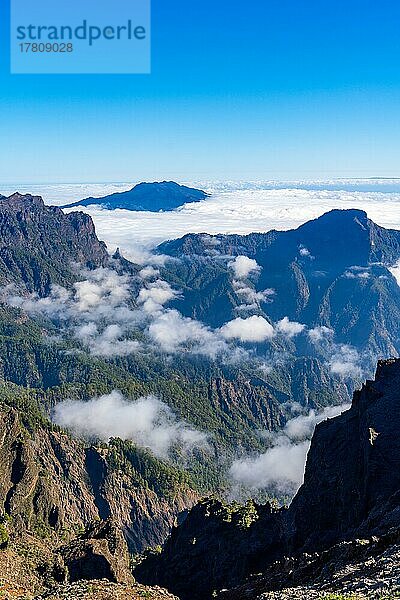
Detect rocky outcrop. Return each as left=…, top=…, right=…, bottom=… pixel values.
left=221, top=526, right=400, bottom=599
left=0, top=193, right=108, bottom=293
left=135, top=498, right=288, bottom=600
left=60, top=519, right=133, bottom=584
left=35, top=580, right=180, bottom=600
left=136, top=359, right=400, bottom=599
left=0, top=404, right=198, bottom=595
left=290, top=357, right=400, bottom=551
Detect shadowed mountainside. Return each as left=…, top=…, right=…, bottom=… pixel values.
left=158, top=209, right=400, bottom=358
left=136, top=358, right=400, bottom=600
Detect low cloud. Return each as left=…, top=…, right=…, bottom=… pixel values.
left=148, top=309, right=230, bottom=358
left=228, top=255, right=261, bottom=279
left=308, top=325, right=334, bottom=343
left=232, top=280, right=275, bottom=310
left=4, top=267, right=141, bottom=357
left=137, top=279, right=178, bottom=314
left=307, top=326, right=363, bottom=380
left=344, top=266, right=371, bottom=280
left=299, top=246, right=314, bottom=259
left=229, top=403, right=350, bottom=495
left=139, top=266, right=160, bottom=279
left=328, top=344, right=362, bottom=379
left=220, top=315, right=275, bottom=343
left=276, top=317, right=306, bottom=338
left=389, top=261, right=400, bottom=287
left=74, top=322, right=140, bottom=357
left=52, top=390, right=208, bottom=459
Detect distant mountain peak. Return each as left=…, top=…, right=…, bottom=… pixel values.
left=297, top=208, right=369, bottom=230
left=61, top=181, right=209, bottom=212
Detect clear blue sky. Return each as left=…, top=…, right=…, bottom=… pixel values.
left=1, top=0, right=400, bottom=183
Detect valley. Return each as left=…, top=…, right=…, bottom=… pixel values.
left=0, top=190, right=398, bottom=597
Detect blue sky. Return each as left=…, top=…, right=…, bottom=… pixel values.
left=1, top=0, right=400, bottom=183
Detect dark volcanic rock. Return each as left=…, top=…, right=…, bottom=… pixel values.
left=61, top=519, right=133, bottom=584
left=0, top=193, right=108, bottom=293
left=290, top=357, right=400, bottom=551
left=61, top=181, right=208, bottom=212
left=135, top=498, right=287, bottom=600
left=136, top=359, right=400, bottom=600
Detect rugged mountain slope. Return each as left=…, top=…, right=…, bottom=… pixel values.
left=0, top=193, right=331, bottom=462
left=158, top=209, right=400, bottom=357
left=0, top=390, right=198, bottom=597
left=62, top=181, right=208, bottom=211
left=290, top=357, right=400, bottom=551
left=136, top=358, right=400, bottom=600
left=0, top=193, right=107, bottom=293
left=0, top=395, right=196, bottom=554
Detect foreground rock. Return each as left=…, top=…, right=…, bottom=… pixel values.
left=136, top=358, right=400, bottom=599
left=35, top=581, right=179, bottom=600
left=221, top=527, right=400, bottom=599
left=60, top=519, right=133, bottom=584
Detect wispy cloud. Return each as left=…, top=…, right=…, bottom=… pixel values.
left=3, top=267, right=141, bottom=357
left=53, top=390, right=208, bottom=459
left=229, top=403, right=350, bottom=495
left=220, top=315, right=275, bottom=343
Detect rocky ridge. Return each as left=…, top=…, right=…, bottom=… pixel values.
left=136, top=358, right=400, bottom=600
left=0, top=193, right=108, bottom=293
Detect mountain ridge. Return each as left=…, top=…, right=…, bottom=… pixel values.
left=61, top=181, right=209, bottom=212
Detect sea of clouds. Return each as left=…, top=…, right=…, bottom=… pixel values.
left=2, top=180, right=400, bottom=259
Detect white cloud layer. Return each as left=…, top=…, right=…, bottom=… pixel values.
left=52, top=390, right=208, bottom=459
left=17, top=182, right=399, bottom=256
left=229, top=403, right=350, bottom=495
left=276, top=317, right=306, bottom=338
left=148, top=309, right=230, bottom=358
left=389, top=261, right=400, bottom=287
left=3, top=267, right=141, bottom=357
left=220, top=316, right=275, bottom=343
left=328, top=345, right=363, bottom=379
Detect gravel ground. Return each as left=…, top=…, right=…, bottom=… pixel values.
left=34, top=580, right=179, bottom=600
left=256, top=545, right=400, bottom=599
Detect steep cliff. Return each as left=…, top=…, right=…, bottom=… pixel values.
left=136, top=359, right=400, bottom=599
left=0, top=193, right=108, bottom=293
left=0, top=402, right=197, bottom=555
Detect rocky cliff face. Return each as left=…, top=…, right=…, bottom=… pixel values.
left=136, top=359, right=400, bottom=599
left=0, top=193, right=108, bottom=293
left=290, top=357, right=400, bottom=551
left=0, top=406, right=196, bottom=555
left=0, top=402, right=198, bottom=596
